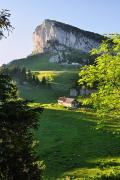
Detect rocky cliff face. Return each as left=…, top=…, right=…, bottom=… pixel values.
left=33, top=19, right=104, bottom=54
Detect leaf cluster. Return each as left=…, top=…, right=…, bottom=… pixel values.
left=79, top=35, right=120, bottom=116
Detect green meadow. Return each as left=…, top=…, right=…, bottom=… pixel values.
left=10, top=54, right=120, bottom=179
left=32, top=105, right=120, bottom=179
left=18, top=70, right=78, bottom=104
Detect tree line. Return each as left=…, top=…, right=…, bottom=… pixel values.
left=1, top=66, right=48, bottom=86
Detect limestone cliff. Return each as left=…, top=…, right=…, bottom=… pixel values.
left=33, top=19, right=104, bottom=54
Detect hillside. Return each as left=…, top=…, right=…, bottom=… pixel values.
left=8, top=53, right=83, bottom=71
left=7, top=53, right=120, bottom=179
left=8, top=53, right=61, bottom=71
left=8, top=53, right=79, bottom=104
left=18, top=70, right=78, bottom=103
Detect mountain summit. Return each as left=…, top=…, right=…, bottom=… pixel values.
left=33, top=19, right=104, bottom=54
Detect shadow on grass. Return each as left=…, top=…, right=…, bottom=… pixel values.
left=33, top=108, right=120, bottom=179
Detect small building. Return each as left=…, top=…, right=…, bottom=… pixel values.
left=58, top=97, right=78, bottom=108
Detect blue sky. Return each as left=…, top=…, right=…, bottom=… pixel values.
left=0, top=0, right=120, bottom=65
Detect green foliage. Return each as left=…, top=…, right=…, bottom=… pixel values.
left=0, top=64, right=43, bottom=180
left=3, top=66, right=41, bottom=86
left=94, top=171, right=120, bottom=180
left=27, top=69, right=33, bottom=83
left=0, top=100, right=43, bottom=179
left=0, top=69, right=43, bottom=180
left=62, top=49, right=91, bottom=64
left=79, top=35, right=120, bottom=116
left=0, top=10, right=16, bottom=102
left=21, top=67, right=27, bottom=81
left=41, top=76, right=47, bottom=85
left=0, top=73, right=17, bottom=102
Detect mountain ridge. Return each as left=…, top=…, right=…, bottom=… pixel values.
left=33, top=19, right=105, bottom=54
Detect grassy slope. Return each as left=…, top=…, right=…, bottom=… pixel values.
left=9, top=53, right=120, bottom=179
left=8, top=53, right=79, bottom=71
left=9, top=53, right=79, bottom=104
left=8, top=53, right=62, bottom=71
left=18, top=71, right=78, bottom=103
left=33, top=105, right=120, bottom=179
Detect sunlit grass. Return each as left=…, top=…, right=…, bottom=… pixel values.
left=31, top=105, right=120, bottom=179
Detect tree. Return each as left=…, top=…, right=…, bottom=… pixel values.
left=0, top=100, right=43, bottom=179
left=41, top=76, right=47, bottom=85
left=27, top=69, right=33, bottom=83
left=63, top=49, right=83, bottom=64
left=21, top=67, right=27, bottom=81
left=0, top=9, right=17, bottom=102
left=32, top=75, right=40, bottom=86
left=0, top=9, right=13, bottom=39
left=0, top=73, right=17, bottom=102
left=0, top=71, right=43, bottom=179
left=79, top=35, right=120, bottom=116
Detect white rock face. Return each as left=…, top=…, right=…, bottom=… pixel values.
left=33, top=19, right=103, bottom=54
